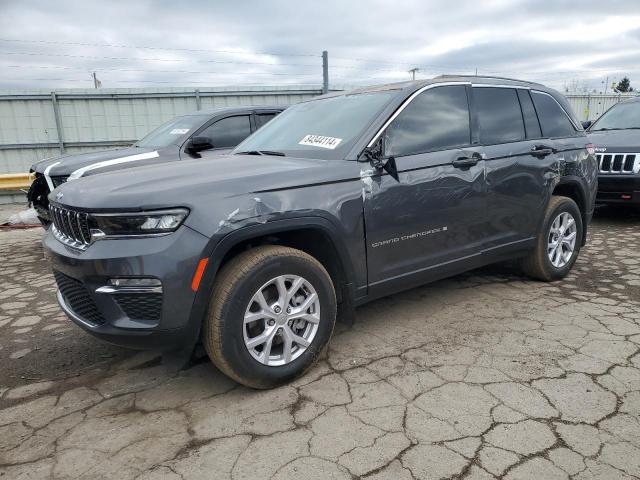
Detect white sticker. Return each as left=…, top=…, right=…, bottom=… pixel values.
left=170, top=128, right=190, bottom=135
left=299, top=134, right=343, bottom=150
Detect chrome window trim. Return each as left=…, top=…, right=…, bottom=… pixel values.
left=530, top=90, right=581, bottom=132
left=366, top=82, right=571, bottom=149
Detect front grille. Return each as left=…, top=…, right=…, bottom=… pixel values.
left=597, top=153, right=639, bottom=174
left=114, top=293, right=162, bottom=321
left=49, top=204, right=91, bottom=249
left=54, top=271, right=105, bottom=325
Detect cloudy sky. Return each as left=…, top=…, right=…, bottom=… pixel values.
left=1, top=0, right=639, bottom=92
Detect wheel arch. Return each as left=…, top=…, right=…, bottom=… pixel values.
left=551, top=176, right=590, bottom=246
left=189, top=217, right=358, bottom=332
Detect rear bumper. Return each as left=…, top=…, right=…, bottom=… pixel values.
left=44, top=225, right=210, bottom=350
left=596, top=174, right=640, bottom=205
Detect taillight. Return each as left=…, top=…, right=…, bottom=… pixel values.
left=586, top=143, right=595, bottom=155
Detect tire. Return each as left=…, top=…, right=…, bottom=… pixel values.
left=203, top=245, right=337, bottom=389
left=521, top=195, right=583, bottom=282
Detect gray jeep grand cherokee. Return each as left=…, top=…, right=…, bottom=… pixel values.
left=44, top=76, right=597, bottom=388
left=584, top=97, right=640, bottom=205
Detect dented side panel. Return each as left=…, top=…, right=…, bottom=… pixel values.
left=362, top=148, right=487, bottom=286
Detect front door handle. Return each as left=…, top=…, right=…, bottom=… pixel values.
left=452, top=155, right=479, bottom=169
left=531, top=144, right=556, bottom=157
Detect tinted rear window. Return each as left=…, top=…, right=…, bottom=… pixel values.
left=531, top=91, right=576, bottom=138
left=385, top=85, right=471, bottom=157
left=474, top=87, right=525, bottom=145
left=517, top=90, right=542, bottom=139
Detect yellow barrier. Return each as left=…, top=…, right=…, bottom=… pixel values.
left=0, top=173, right=32, bottom=191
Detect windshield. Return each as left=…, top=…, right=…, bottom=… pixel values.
left=233, top=91, right=396, bottom=159
left=135, top=115, right=206, bottom=149
left=591, top=101, right=640, bottom=131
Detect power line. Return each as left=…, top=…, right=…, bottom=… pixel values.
left=3, top=65, right=319, bottom=76
left=4, top=78, right=324, bottom=85
left=0, top=51, right=320, bottom=67
left=0, top=38, right=320, bottom=58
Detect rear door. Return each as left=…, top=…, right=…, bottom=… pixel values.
left=474, top=86, right=550, bottom=249
left=363, top=84, right=488, bottom=290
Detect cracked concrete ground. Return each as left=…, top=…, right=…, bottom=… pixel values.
left=1, top=205, right=640, bottom=479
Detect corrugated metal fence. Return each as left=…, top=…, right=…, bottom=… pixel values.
left=1, top=87, right=639, bottom=176
left=568, top=92, right=640, bottom=122
left=0, top=86, right=323, bottom=174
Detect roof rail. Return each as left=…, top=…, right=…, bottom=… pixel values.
left=434, top=74, right=543, bottom=86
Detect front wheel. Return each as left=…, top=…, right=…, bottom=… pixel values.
left=521, top=195, right=583, bottom=281
left=203, top=245, right=337, bottom=389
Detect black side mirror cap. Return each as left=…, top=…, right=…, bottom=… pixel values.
left=186, top=136, right=214, bottom=155
left=581, top=120, right=592, bottom=130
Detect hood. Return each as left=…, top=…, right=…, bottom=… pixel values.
left=50, top=153, right=362, bottom=237
left=587, top=129, right=640, bottom=152
left=31, top=146, right=158, bottom=177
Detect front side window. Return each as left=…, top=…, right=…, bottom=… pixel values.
left=531, top=91, right=576, bottom=138
left=474, top=87, right=525, bottom=145
left=234, top=92, right=395, bottom=159
left=590, top=101, right=640, bottom=131
left=384, top=86, right=471, bottom=157
left=198, top=115, right=251, bottom=149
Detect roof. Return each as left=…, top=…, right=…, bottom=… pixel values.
left=313, top=76, right=550, bottom=102
left=181, top=105, right=285, bottom=117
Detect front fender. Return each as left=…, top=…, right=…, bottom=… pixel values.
left=187, top=215, right=362, bottom=333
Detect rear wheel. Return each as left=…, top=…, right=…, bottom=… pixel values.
left=203, top=245, right=336, bottom=389
left=521, top=196, right=583, bottom=281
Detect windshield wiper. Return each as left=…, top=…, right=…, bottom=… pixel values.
left=236, top=150, right=286, bottom=157
left=591, top=127, right=640, bottom=131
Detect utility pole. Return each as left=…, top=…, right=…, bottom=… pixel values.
left=409, top=68, right=419, bottom=80
left=322, top=51, right=329, bottom=94
left=92, top=71, right=101, bottom=89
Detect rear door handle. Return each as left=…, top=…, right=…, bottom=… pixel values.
left=531, top=144, right=556, bottom=157
left=452, top=155, right=479, bottom=169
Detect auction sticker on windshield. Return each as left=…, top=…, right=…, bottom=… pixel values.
left=170, top=128, right=190, bottom=135
left=299, top=134, right=342, bottom=149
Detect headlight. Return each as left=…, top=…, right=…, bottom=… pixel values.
left=89, top=208, right=189, bottom=237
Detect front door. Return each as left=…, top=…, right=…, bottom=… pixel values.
left=363, top=85, right=488, bottom=292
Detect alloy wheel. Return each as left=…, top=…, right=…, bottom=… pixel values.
left=243, top=274, right=320, bottom=366
left=547, top=211, right=577, bottom=268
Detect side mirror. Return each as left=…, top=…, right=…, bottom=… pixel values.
left=186, top=136, right=214, bottom=155
left=359, top=138, right=399, bottom=182
left=581, top=120, right=592, bottom=130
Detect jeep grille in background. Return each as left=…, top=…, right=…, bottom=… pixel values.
left=49, top=204, right=91, bottom=249
left=596, top=153, right=639, bottom=174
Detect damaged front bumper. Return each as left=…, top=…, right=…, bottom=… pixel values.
left=43, top=224, right=210, bottom=350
